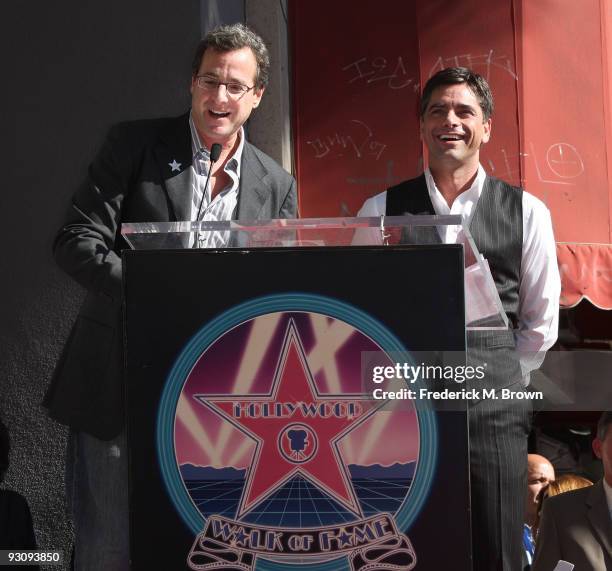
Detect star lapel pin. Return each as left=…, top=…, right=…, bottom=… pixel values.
left=168, top=159, right=182, bottom=173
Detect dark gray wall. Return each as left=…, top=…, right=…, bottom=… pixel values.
left=200, top=0, right=245, bottom=36
left=1, top=1, right=200, bottom=566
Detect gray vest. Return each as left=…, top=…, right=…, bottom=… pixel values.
left=385, top=174, right=522, bottom=328
left=386, top=174, right=524, bottom=390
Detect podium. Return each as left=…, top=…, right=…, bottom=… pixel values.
left=121, top=216, right=507, bottom=571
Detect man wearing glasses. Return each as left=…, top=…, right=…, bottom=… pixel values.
left=46, top=23, right=296, bottom=571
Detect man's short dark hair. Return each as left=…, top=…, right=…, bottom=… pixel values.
left=420, top=67, right=494, bottom=121
left=596, top=411, right=612, bottom=440
left=191, top=23, right=270, bottom=90
left=0, top=418, right=9, bottom=484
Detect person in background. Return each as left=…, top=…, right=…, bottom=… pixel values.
left=524, top=454, right=556, bottom=569
left=532, top=411, right=612, bottom=571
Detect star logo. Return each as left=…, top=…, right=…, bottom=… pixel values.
left=168, top=159, right=182, bottom=172
left=196, top=320, right=378, bottom=519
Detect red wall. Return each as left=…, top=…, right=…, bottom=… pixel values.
left=291, top=0, right=612, bottom=242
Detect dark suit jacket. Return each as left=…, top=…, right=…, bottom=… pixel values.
left=532, top=480, right=612, bottom=571
left=45, top=113, right=297, bottom=439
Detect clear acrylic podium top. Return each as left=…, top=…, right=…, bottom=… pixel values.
left=121, top=215, right=507, bottom=330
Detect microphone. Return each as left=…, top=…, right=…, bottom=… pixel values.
left=210, top=142, right=222, bottom=161
left=193, top=143, right=222, bottom=249
left=195, top=143, right=222, bottom=223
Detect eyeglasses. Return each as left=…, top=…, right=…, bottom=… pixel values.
left=195, top=75, right=255, bottom=99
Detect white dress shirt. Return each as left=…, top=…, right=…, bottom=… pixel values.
left=189, top=112, right=244, bottom=248
left=356, top=166, right=561, bottom=367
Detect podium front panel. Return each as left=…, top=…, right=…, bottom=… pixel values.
left=124, top=246, right=470, bottom=571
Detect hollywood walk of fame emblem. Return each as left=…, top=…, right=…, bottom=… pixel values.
left=157, top=295, right=437, bottom=571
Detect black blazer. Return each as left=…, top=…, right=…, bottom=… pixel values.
left=45, top=113, right=297, bottom=439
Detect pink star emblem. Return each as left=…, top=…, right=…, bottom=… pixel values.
left=197, top=320, right=377, bottom=518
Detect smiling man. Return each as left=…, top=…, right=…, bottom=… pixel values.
left=46, top=23, right=296, bottom=571
left=357, top=68, right=560, bottom=571
left=191, top=46, right=262, bottom=152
